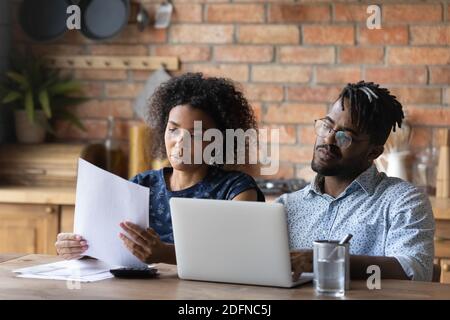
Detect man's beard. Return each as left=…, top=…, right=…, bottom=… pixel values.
left=311, top=157, right=354, bottom=176
left=311, top=144, right=365, bottom=178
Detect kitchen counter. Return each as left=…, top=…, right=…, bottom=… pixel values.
left=2, top=254, right=450, bottom=299
left=0, top=186, right=450, bottom=220
left=0, top=186, right=75, bottom=205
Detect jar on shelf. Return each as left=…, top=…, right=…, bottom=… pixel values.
left=412, top=147, right=438, bottom=196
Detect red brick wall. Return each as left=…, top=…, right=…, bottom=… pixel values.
left=11, top=0, right=450, bottom=180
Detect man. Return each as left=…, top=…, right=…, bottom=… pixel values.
left=279, top=81, right=435, bottom=281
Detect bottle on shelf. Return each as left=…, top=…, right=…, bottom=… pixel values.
left=104, top=116, right=126, bottom=178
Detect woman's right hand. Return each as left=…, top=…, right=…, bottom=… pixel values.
left=55, top=233, right=88, bottom=260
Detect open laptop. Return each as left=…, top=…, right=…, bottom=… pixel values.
left=169, top=198, right=313, bottom=288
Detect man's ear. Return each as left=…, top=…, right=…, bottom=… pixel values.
left=368, top=145, right=384, bottom=162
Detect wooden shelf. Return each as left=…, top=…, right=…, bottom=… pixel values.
left=44, top=55, right=180, bottom=71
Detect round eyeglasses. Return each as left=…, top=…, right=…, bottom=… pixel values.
left=314, top=119, right=367, bottom=149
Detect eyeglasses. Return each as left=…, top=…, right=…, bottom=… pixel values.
left=314, top=119, right=367, bottom=149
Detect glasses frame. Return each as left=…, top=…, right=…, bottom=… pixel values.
left=314, top=118, right=369, bottom=149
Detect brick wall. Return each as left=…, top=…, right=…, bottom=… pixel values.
left=10, top=0, right=450, bottom=181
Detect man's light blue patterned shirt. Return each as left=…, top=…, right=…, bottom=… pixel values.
left=276, top=165, right=435, bottom=281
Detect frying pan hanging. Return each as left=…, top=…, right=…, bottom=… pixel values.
left=19, top=0, right=70, bottom=42
left=81, top=0, right=130, bottom=40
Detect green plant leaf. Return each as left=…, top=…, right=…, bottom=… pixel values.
left=38, top=89, right=52, bottom=118
left=25, top=90, right=35, bottom=123
left=2, top=91, right=22, bottom=104
left=48, top=81, right=81, bottom=96
left=6, top=71, right=28, bottom=88
left=2, top=52, right=87, bottom=131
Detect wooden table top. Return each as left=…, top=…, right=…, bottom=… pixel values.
left=2, top=254, right=450, bottom=300
left=0, top=254, right=26, bottom=264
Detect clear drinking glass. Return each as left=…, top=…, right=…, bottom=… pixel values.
left=313, top=240, right=348, bottom=297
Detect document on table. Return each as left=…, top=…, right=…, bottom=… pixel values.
left=13, top=259, right=115, bottom=283
left=73, top=158, right=150, bottom=268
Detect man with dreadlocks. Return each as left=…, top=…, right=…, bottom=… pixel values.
left=278, top=81, right=435, bottom=282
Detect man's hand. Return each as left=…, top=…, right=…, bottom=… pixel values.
left=119, top=221, right=167, bottom=264
left=290, top=249, right=313, bottom=281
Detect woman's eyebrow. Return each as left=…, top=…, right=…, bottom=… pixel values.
left=168, top=120, right=180, bottom=126
left=168, top=121, right=198, bottom=132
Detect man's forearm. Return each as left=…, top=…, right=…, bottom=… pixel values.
left=350, top=255, right=409, bottom=280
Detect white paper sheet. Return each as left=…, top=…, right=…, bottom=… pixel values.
left=13, top=259, right=116, bottom=282
left=73, top=159, right=150, bottom=267
left=16, top=273, right=113, bottom=282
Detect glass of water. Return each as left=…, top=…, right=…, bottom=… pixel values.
left=313, top=240, right=348, bottom=297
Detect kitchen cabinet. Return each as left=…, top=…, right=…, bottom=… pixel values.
left=0, top=203, right=59, bottom=254
left=0, top=186, right=75, bottom=255
left=60, top=205, right=75, bottom=234
left=442, top=259, right=450, bottom=283
left=430, top=197, right=450, bottom=283
left=0, top=143, right=104, bottom=254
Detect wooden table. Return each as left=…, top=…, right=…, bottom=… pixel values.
left=2, top=255, right=450, bottom=300
left=0, top=254, right=25, bottom=264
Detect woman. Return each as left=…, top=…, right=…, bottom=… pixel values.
left=55, top=73, right=265, bottom=265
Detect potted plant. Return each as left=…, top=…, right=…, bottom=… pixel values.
left=0, top=53, right=86, bottom=144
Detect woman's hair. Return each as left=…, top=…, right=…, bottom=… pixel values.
left=147, top=72, right=258, bottom=160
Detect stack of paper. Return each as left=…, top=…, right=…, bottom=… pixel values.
left=13, top=259, right=116, bottom=283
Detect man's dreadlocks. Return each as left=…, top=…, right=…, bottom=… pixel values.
left=338, top=81, right=405, bottom=146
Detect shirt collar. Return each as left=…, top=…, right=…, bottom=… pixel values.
left=304, top=164, right=381, bottom=199
left=352, top=164, right=381, bottom=195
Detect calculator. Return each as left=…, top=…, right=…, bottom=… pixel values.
left=110, top=267, right=159, bottom=279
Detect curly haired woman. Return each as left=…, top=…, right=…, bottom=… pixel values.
left=55, top=73, right=265, bottom=265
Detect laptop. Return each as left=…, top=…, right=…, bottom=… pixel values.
left=169, top=198, right=313, bottom=288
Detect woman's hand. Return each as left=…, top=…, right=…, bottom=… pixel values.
left=119, top=221, right=173, bottom=264
left=290, top=249, right=313, bottom=281
left=55, top=233, right=88, bottom=260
